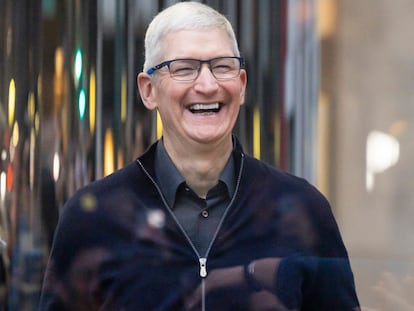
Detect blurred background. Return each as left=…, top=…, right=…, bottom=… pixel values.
left=0, top=0, right=413, bottom=310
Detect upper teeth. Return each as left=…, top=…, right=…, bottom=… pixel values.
left=190, top=103, right=219, bottom=111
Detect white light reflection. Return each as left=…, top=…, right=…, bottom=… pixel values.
left=53, top=152, right=60, bottom=182
left=147, top=209, right=166, bottom=229
left=366, top=131, right=400, bottom=192
left=0, top=172, right=6, bottom=202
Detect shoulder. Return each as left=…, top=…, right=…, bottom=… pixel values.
left=243, top=154, right=323, bottom=199
left=241, top=154, right=335, bottom=229
left=242, top=156, right=348, bottom=255
left=60, top=161, right=145, bottom=219
left=58, top=141, right=160, bottom=226
left=52, top=161, right=146, bottom=259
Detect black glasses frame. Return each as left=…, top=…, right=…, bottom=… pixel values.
left=146, top=56, right=244, bottom=81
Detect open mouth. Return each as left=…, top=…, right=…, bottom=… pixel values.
left=189, top=103, right=221, bottom=113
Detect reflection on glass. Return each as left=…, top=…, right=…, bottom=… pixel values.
left=52, top=152, right=60, bottom=182
left=0, top=172, right=5, bottom=203
left=89, top=68, right=96, bottom=135
left=104, top=128, right=115, bottom=177
left=366, top=131, right=400, bottom=192
left=0, top=0, right=299, bottom=309
left=8, top=80, right=15, bottom=128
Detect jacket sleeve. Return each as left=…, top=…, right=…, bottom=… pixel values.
left=275, top=254, right=360, bottom=310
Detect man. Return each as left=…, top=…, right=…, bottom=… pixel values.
left=39, top=2, right=360, bottom=310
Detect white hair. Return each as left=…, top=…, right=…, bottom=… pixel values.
left=142, top=1, right=240, bottom=72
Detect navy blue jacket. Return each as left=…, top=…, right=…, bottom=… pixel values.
left=39, top=139, right=359, bottom=310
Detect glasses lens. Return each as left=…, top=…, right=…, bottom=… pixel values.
left=169, top=59, right=199, bottom=81
left=211, top=57, right=240, bottom=80
left=167, top=57, right=242, bottom=81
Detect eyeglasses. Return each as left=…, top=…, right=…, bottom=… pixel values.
left=146, top=56, right=244, bottom=82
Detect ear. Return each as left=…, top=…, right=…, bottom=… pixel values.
left=239, top=69, right=247, bottom=105
left=137, top=72, right=158, bottom=110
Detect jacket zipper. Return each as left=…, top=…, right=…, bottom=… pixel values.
left=136, top=153, right=244, bottom=310
left=201, top=153, right=244, bottom=262
left=199, top=258, right=207, bottom=277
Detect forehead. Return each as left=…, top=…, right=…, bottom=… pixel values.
left=161, top=28, right=235, bottom=59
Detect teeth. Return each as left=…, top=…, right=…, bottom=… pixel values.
left=190, top=103, right=219, bottom=111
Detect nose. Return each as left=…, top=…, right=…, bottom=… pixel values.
left=193, top=64, right=219, bottom=93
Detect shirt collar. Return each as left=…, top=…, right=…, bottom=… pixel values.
left=154, top=139, right=236, bottom=207
left=155, top=139, right=185, bottom=208
left=220, top=150, right=236, bottom=198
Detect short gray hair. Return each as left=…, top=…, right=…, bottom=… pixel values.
left=142, top=1, right=240, bottom=72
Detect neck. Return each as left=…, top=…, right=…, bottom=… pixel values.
left=163, top=136, right=233, bottom=198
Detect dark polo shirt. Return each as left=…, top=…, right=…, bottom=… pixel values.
left=154, top=140, right=235, bottom=257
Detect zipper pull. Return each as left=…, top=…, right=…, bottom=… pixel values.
left=199, top=258, right=207, bottom=278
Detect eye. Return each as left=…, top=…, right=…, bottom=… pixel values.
left=212, top=64, right=232, bottom=73
left=212, top=59, right=237, bottom=73
left=170, top=60, right=198, bottom=76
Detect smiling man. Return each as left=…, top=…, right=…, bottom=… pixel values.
left=138, top=26, right=246, bottom=199
left=39, top=2, right=360, bottom=311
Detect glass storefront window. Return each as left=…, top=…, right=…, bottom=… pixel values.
left=1, top=0, right=412, bottom=309
left=319, top=0, right=414, bottom=309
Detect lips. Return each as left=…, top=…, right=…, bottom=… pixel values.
left=189, top=103, right=221, bottom=113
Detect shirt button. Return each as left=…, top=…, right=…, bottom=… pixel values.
left=201, top=210, right=209, bottom=218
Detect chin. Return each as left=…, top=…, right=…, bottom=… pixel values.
left=191, top=132, right=231, bottom=145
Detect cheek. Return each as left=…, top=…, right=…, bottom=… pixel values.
left=157, top=83, right=186, bottom=102
left=227, top=84, right=245, bottom=104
